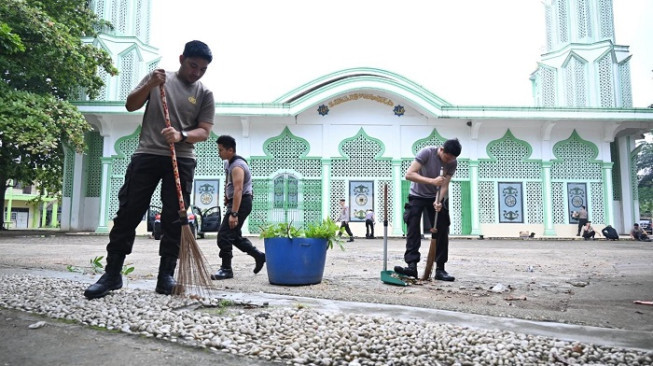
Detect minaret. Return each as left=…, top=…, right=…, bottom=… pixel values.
left=531, top=0, right=632, bottom=108
left=82, top=0, right=160, bottom=101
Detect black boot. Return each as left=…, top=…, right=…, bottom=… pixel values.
left=155, top=257, right=177, bottom=295
left=435, top=263, right=455, bottom=282
left=84, top=253, right=125, bottom=299
left=394, top=263, right=418, bottom=278
left=211, top=256, right=233, bottom=280
left=250, top=249, right=266, bottom=274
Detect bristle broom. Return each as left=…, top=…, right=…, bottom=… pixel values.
left=173, top=224, right=213, bottom=296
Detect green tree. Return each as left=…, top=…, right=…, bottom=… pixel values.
left=637, top=139, right=653, bottom=219
left=0, top=0, right=117, bottom=229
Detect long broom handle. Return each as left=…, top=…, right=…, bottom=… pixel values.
left=432, top=167, right=444, bottom=234
left=160, top=86, right=187, bottom=215
left=383, top=184, right=388, bottom=271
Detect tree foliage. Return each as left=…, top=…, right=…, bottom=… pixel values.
left=636, top=140, right=653, bottom=186
left=0, top=0, right=117, bottom=228
left=637, top=139, right=653, bottom=218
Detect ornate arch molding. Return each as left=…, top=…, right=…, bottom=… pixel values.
left=551, top=130, right=602, bottom=181
left=250, top=127, right=322, bottom=179
left=336, top=128, right=386, bottom=160
left=411, top=129, right=447, bottom=156
left=277, top=67, right=451, bottom=117
left=479, top=129, right=541, bottom=180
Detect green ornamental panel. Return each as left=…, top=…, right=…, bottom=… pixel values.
left=248, top=128, right=323, bottom=232
left=85, top=131, right=104, bottom=197
left=610, top=141, right=622, bottom=201
left=62, top=145, right=75, bottom=198
left=551, top=130, right=605, bottom=224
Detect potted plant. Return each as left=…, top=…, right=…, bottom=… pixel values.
left=260, top=218, right=346, bottom=285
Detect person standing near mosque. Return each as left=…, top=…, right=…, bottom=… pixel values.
left=394, top=138, right=462, bottom=281
left=574, top=206, right=588, bottom=236
left=338, top=199, right=355, bottom=242
left=84, top=40, right=215, bottom=299
left=211, top=135, right=266, bottom=280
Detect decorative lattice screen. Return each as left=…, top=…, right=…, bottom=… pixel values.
left=85, top=131, right=104, bottom=197
left=598, top=54, right=614, bottom=108
left=412, top=130, right=446, bottom=155
left=479, top=181, right=496, bottom=224
left=63, top=146, right=75, bottom=198
left=449, top=181, right=462, bottom=234
left=557, top=0, right=569, bottom=44
left=194, top=133, right=221, bottom=177
left=541, top=66, right=557, bottom=107
left=250, top=128, right=321, bottom=178
left=331, top=129, right=391, bottom=178
left=119, top=50, right=135, bottom=101
left=576, top=0, right=591, bottom=39
left=249, top=128, right=323, bottom=232
left=479, top=131, right=541, bottom=180
left=619, top=62, right=632, bottom=108
left=526, top=182, right=544, bottom=224
left=330, top=180, right=346, bottom=222
left=551, top=131, right=601, bottom=180
left=552, top=182, right=565, bottom=224
left=610, top=141, right=621, bottom=201
left=109, top=128, right=141, bottom=218
left=590, top=182, right=605, bottom=224
left=598, top=0, right=614, bottom=39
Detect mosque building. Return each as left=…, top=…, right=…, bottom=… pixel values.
left=69, top=0, right=653, bottom=238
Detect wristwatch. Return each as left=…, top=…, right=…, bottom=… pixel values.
left=230, top=211, right=238, bottom=217
left=179, top=130, right=188, bottom=143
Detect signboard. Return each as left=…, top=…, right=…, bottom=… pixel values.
left=498, top=182, right=524, bottom=223
left=194, top=180, right=219, bottom=210
left=349, top=181, right=373, bottom=222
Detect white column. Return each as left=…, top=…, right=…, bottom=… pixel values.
left=321, top=159, right=332, bottom=219
left=391, top=160, right=403, bottom=235
left=469, top=161, right=481, bottom=235
left=69, top=152, right=86, bottom=231
left=95, top=157, right=112, bottom=233
left=542, top=162, right=556, bottom=236
left=617, top=135, right=635, bottom=232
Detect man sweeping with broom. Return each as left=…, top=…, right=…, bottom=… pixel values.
left=394, top=138, right=461, bottom=281
left=84, top=40, right=215, bottom=299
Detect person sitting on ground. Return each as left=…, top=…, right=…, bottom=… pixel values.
left=601, top=225, right=619, bottom=240
left=580, top=221, right=599, bottom=240
left=630, top=223, right=651, bottom=242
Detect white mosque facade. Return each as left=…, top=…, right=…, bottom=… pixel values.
left=67, top=0, right=653, bottom=238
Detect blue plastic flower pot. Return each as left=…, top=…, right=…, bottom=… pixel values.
left=264, top=237, right=328, bottom=285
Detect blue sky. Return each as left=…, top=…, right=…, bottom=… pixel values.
left=151, top=0, right=652, bottom=108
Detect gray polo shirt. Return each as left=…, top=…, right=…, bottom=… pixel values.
left=134, top=71, right=214, bottom=159
left=409, top=146, right=457, bottom=198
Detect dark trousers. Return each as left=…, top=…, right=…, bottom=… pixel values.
left=577, top=218, right=588, bottom=235
left=365, top=219, right=374, bottom=237
left=403, top=196, right=450, bottom=265
left=340, top=221, right=353, bottom=237
left=582, top=230, right=595, bottom=239
left=217, top=195, right=256, bottom=260
left=107, top=154, right=195, bottom=259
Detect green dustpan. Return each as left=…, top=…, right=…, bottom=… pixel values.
left=380, top=185, right=407, bottom=286
left=381, top=270, right=408, bottom=286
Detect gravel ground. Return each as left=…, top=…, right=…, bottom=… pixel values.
left=0, top=231, right=651, bottom=332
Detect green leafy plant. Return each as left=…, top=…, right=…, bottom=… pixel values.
left=259, top=222, right=304, bottom=239
left=66, top=255, right=134, bottom=276
left=90, top=255, right=104, bottom=273
left=305, top=217, right=347, bottom=250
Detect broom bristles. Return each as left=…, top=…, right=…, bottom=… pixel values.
left=173, top=225, right=213, bottom=296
